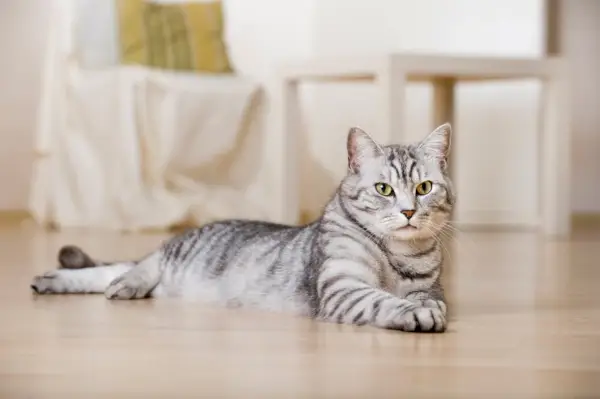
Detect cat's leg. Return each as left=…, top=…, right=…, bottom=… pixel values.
left=31, top=263, right=133, bottom=294
left=104, top=252, right=163, bottom=300
left=318, top=273, right=447, bottom=332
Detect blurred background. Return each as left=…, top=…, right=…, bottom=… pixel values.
left=3, top=2, right=600, bottom=397
left=0, top=0, right=598, bottom=232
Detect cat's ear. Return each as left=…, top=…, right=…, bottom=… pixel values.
left=418, top=123, right=452, bottom=165
left=347, top=127, right=384, bottom=173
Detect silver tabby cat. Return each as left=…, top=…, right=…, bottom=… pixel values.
left=30, top=123, right=455, bottom=333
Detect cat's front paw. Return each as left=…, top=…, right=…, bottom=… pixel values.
left=416, top=299, right=447, bottom=317
left=386, top=306, right=447, bottom=333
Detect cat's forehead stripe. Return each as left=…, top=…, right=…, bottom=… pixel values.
left=385, top=146, right=422, bottom=185
left=390, top=161, right=401, bottom=182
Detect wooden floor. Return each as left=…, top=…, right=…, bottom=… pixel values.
left=1, top=223, right=600, bottom=398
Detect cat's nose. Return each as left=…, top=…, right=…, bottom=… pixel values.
left=401, top=209, right=415, bottom=219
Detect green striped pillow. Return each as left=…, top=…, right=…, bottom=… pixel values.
left=116, top=0, right=234, bottom=73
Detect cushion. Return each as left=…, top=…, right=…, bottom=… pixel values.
left=116, top=0, right=234, bottom=73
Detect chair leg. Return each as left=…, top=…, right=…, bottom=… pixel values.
left=272, top=78, right=301, bottom=225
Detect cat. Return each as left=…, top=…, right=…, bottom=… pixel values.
left=30, top=123, right=455, bottom=333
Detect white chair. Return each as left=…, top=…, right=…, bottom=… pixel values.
left=29, top=0, right=284, bottom=231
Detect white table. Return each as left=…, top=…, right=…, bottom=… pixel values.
left=272, top=54, right=570, bottom=237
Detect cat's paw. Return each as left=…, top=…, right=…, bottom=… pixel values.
left=416, top=299, right=447, bottom=316
left=104, top=276, right=149, bottom=300
left=30, top=271, right=60, bottom=294
left=387, top=306, right=447, bottom=333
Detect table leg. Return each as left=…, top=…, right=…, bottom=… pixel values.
left=433, top=78, right=457, bottom=221
left=377, top=58, right=406, bottom=145
left=433, top=78, right=456, bottom=176
left=540, top=73, right=571, bottom=237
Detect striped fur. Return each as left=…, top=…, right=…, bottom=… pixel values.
left=30, top=123, right=455, bottom=333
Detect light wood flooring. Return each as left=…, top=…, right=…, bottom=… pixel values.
left=1, top=223, right=600, bottom=398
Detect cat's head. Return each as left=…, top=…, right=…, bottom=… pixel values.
left=339, top=123, right=455, bottom=241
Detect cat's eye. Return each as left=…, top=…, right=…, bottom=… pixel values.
left=416, top=180, right=433, bottom=196
left=375, top=182, right=394, bottom=197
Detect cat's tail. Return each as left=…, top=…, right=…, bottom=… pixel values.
left=30, top=245, right=135, bottom=295
left=57, top=245, right=103, bottom=269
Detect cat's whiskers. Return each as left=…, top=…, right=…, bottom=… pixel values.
left=422, top=221, right=454, bottom=263
left=438, top=221, right=478, bottom=255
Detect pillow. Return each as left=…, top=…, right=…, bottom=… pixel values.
left=115, top=0, right=234, bottom=73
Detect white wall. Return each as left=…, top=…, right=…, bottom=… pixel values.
left=223, top=0, right=315, bottom=81
left=0, top=0, right=51, bottom=210
left=300, top=0, right=546, bottom=225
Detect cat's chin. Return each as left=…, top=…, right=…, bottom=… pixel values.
left=389, top=226, right=432, bottom=241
